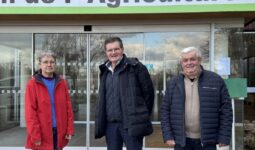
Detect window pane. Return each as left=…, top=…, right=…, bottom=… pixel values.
left=35, top=33, right=87, bottom=122
left=34, top=33, right=87, bottom=146
left=0, top=33, right=32, bottom=146
left=144, top=32, right=210, bottom=122
left=214, top=28, right=245, bottom=78
left=144, top=31, right=209, bottom=148
left=89, top=33, right=144, bottom=147
left=214, top=28, right=245, bottom=150
left=244, top=94, right=255, bottom=150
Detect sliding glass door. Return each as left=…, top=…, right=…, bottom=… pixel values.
left=0, top=33, right=32, bottom=146
left=0, top=26, right=211, bottom=149
left=33, top=31, right=210, bottom=148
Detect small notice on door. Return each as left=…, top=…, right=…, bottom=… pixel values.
left=217, top=57, right=230, bottom=76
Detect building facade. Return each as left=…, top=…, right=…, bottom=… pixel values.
left=0, top=1, right=255, bottom=149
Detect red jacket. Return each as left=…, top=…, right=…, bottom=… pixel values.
left=25, top=73, right=74, bottom=150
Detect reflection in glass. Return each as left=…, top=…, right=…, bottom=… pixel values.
left=143, top=32, right=209, bottom=148
left=35, top=34, right=87, bottom=147
left=214, top=28, right=245, bottom=150
left=244, top=57, right=255, bottom=87
left=214, top=28, right=245, bottom=78
left=89, top=124, right=106, bottom=147
left=145, top=124, right=168, bottom=148
left=235, top=100, right=244, bottom=150
left=244, top=94, right=255, bottom=150
left=88, top=32, right=210, bottom=148
left=243, top=30, right=255, bottom=150
left=89, top=33, right=144, bottom=147
left=0, top=46, right=20, bottom=130
left=144, top=32, right=210, bottom=122
left=68, top=124, right=86, bottom=146
left=0, top=33, right=32, bottom=146
left=35, top=34, right=87, bottom=122
left=243, top=32, right=255, bottom=87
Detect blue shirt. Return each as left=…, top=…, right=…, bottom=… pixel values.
left=42, top=77, right=57, bottom=127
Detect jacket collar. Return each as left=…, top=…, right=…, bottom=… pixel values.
left=34, top=69, right=62, bottom=84
left=105, top=55, right=124, bottom=72
left=180, top=65, right=205, bottom=79
left=99, top=54, right=138, bottom=73
left=177, top=65, right=205, bottom=95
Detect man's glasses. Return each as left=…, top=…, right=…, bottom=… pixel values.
left=105, top=48, right=121, bottom=53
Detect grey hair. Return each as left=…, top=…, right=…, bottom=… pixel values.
left=180, top=47, right=202, bottom=61
left=38, top=51, right=57, bottom=63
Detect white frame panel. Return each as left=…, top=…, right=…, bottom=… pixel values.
left=248, top=87, right=255, bottom=93
left=0, top=24, right=210, bottom=33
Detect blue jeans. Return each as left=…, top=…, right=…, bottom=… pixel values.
left=174, top=137, right=216, bottom=150
left=53, top=127, right=58, bottom=150
left=105, top=122, right=143, bottom=150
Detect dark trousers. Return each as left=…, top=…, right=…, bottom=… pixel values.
left=175, top=137, right=216, bottom=150
left=53, top=127, right=58, bottom=150
left=105, top=122, right=143, bottom=150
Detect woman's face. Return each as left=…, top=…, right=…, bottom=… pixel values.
left=39, top=55, right=56, bottom=77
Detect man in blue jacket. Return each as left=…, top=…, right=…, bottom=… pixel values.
left=95, top=37, right=154, bottom=150
left=160, top=47, right=233, bottom=150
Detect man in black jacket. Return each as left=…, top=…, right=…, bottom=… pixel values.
left=160, top=47, right=233, bottom=150
left=95, top=37, right=154, bottom=150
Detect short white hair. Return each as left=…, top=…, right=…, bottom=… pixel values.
left=180, top=47, right=202, bottom=60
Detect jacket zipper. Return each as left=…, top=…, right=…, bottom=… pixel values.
left=198, top=83, right=203, bottom=147
left=183, top=83, right=186, bottom=147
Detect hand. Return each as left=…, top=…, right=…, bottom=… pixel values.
left=166, top=140, right=176, bottom=147
left=218, top=143, right=228, bottom=147
left=34, top=140, right=41, bottom=146
left=65, top=134, right=72, bottom=140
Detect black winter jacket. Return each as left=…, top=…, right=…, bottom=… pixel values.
left=161, top=68, right=233, bottom=147
left=95, top=55, right=154, bottom=139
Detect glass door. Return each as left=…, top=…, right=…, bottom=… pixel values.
left=34, top=33, right=88, bottom=146
left=89, top=33, right=145, bottom=147
left=34, top=33, right=146, bottom=147
left=144, top=32, right=210, bottom=148
left=34, top=31, right=210, bottom=148
left=0, top=33, right=32, bottom=146
left=0, top=45, right=20, bottom=130
left=88, top=32, right=210, bottom=148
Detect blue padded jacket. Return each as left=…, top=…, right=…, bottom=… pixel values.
left=161, top=68, right=233, bottom=147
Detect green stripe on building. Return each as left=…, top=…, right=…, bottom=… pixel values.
left=0, top=4, right=255, bottom=14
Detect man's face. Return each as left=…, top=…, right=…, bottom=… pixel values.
left=105, top=41, right=124, bottom=64
left=39, top=56, right=56, bottom=77
left=181, top=50, right=201, bottom=79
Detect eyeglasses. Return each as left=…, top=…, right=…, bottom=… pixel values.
left=41, top=61, right=55, bottom=65
left=105, top=48, right=121, bottom=53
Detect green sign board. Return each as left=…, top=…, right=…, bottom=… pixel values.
left=1, top=4, right=255, bottom=14
left=0, top=1, right=255, bottom=14
left=224, top=78, right=247, bottom=99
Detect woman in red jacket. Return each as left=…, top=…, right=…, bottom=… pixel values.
left=25, top=51, right=74, bottom=150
